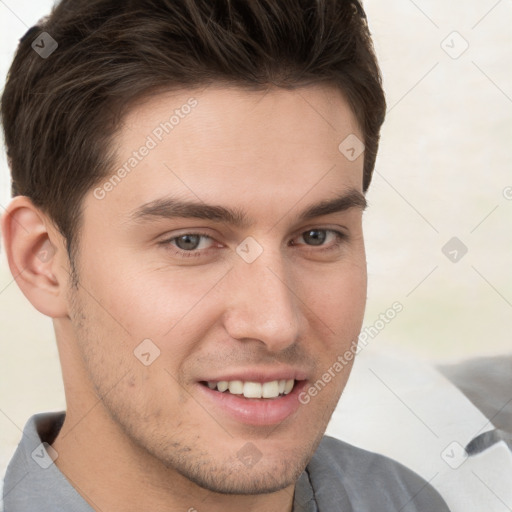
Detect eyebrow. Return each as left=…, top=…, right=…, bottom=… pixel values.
left=128, top=188, right=367, bottom=227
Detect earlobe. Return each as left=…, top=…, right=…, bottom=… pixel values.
left=1, top=196, right=70, bottom=318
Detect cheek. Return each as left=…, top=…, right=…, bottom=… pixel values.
left=80, top=255, right=231, bottom=383
left=85, top=251, right=224, bottom=335
left=304, top=260, right=367, bottom=329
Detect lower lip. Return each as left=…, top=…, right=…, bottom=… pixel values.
left=196, top=381, right=307, bottom=426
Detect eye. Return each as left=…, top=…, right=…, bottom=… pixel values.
left=159, top=232, right=218, bottom=257
left=172, top=234, right=211, bottom=251
left=300, top=229, right=328, bottom=246
left=295, top=229, right=345, bottom=248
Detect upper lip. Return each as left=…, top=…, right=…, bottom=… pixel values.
left=199, top=367, right=309, bottom=383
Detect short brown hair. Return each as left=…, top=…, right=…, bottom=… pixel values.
left=1, top=0, right=385, bottom=275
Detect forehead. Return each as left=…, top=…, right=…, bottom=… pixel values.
left=88, top=84, right=364, bottom=223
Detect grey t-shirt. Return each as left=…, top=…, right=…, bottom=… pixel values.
left=2, top=412, right=450, bottom=511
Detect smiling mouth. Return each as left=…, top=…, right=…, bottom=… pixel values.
left=199, top=379, right=298, bottom=399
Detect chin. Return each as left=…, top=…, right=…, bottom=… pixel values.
left=147, top=433, right=317, bottom=496
left=174, top=456, right=308, bottom=495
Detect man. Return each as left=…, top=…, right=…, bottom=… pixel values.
left=0, top=0, right=450, bottom=510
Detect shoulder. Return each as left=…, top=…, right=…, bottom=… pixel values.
left=308, top=435, right=451, bottom=511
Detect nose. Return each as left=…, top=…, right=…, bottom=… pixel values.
left=222, top=247, right=302, bottom=352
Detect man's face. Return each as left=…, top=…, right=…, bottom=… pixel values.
left=65, top=84, right=367, bottom=494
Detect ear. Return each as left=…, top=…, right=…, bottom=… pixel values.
left=1, top=195, right=71, bottom=318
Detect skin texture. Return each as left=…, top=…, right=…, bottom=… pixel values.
left=2, top=84, right=367, bottom=512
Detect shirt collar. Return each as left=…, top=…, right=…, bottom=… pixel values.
left=3, top=412, right=94, bottom=512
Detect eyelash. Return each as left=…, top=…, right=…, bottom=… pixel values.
left=159, top=229, right=347, bottom=259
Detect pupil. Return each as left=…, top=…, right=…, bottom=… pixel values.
left=176, top=234, right=200, bottom=250
left=304, top=230, right=325, bottom=246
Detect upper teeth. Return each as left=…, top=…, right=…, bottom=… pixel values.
left=206, top=379, right=295, bottom=398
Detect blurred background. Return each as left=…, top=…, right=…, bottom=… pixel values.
left=0, top=0, right=511, bottom=479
